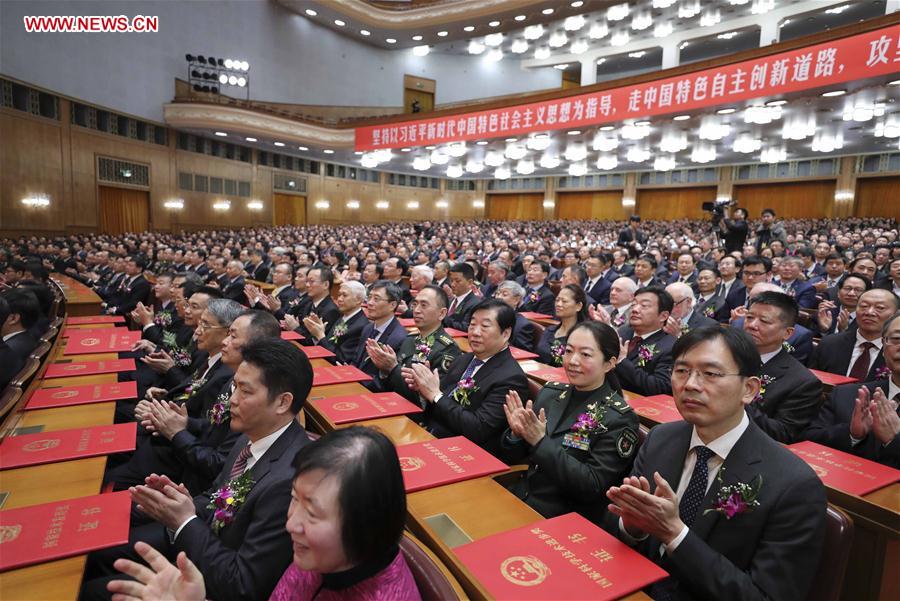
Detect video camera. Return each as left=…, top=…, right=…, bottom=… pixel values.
left=702, top=198, right=736, bottom=225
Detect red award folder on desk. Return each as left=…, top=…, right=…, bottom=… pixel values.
left=629, top=394, right=683, bottom=424
left=280, top=330, right=304, bottom=341
left=509, top=346, right=539, bottom=360
left=301, top=345, right=336, bottom=359
left=529, top=366, right=569, bottom=384
left=787, top=441, right=900, bottom=496
left=0, top=422, right=137, bottom=470
left=396, top=436, right=508, bottom=492
left=809, top=369, right=858, bottom=388
left=398, top=318, right=416, bottom=328
left=311, top=392, right=422, bottom=424
left=444, top=328, right=468, bottom=337
left=65, top=315, right=125, bottom=325
left=61, top=326, right=125, bottom=338
left=63, top=330, right=141, bottom=355
left=25, top=381, right=138, bottom=410
left=312, top=365, right=371, bottom=387
left=0, top=491, right=131, bottom=572
left=455, top=512, right=667, bottom=600
left=44, top=359, right=136, bottom=379
left=519, top=311, right=554, bottom=321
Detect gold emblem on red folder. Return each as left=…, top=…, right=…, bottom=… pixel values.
left=51, top=391, right=79, bottom=399
left=0, top=525, right=21, bottom=544
left=501, top=555, right=551, bottom=587
left=22, top=439, right=61, bottom=452
left=80, top=338, right=101, bottom=347
left=332, top=402, right=359, bottom=412
left=398, top=456, right=425, bottom=472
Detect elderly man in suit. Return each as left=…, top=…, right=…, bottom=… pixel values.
left=608, top=326, right=826, bottom=601
left=402, top=299, right=530, bottom=457
left=0, top=290, right=41, bottom=387
left=694, top=266, right=728, bottom=323
left=663, top=282, right=718, bottom=339
left=303, top=280, right=368, bottom=365
left=82, top=339, right=313, bottom=601
left=518, top=260, right=556, bottom=315
left=494, top=280, right=536, bottom=352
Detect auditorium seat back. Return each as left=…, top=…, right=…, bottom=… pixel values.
left=400, top=531, right=466, bottom=600
left=11, top=357, right=41, bottom=390
left=526, top=377, right=542, bottom=403
left=0, top=386, right=23, bottom=425
left=807, top=505, right=854, bottom=601
left=531, top=321, right=546, bottom=350
left=29, top=341, right=52, bottom=363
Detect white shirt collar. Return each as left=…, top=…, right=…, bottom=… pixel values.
left=373, top=315, right=395, bottom=334
left=760, top=348, right=781, bottom=364
left=634, top=328, right=660, bottom=340
left=341, top=307, right=363, bottom=323
left=888, top=378, right=900, bottom=401
left=689, top=412, right=749, bottom=459
left=205, top=352, right=222, bottom=373
left=272, top=284, right=289, bottom=297
left=855, top=329, right=883, bottom=349
left=639, top=278, right=654, bottom=287
left=2, top=330, right=24, bottom=342
left=455, top=290, right=471, bottom=302
left=247, top=421, right=292, bottom=469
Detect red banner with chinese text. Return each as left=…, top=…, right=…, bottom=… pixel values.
left=356, top=25, right=900, bottom=150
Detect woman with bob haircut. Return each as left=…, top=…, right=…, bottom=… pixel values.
left=107, top=427, right=421, bottom=600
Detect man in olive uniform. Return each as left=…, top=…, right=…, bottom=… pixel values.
left=366, top=285, right=461, bottom=402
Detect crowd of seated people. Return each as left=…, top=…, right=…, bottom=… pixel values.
left=0, top=209, right=898, bottom=600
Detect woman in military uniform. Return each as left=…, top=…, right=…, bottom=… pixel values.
left=501, top=320, right=639, bottom=524
left=535, top=284, right=589, bottom=366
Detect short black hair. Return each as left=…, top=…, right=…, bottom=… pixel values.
left=242, top=310, right=282, bottom=342
left=311, top=267, right=334, bottom=288
left=742, top=256, right=772, bottom=273
left=698, top=266, right=721, bottom=278
left=748, top=290, right=799, bottom=327
left=635, top=285, right=674, bottom=315
left=156, top=270, right=176, bottom=282
left=17, top=280, right=52, bottom=317
left=677, top=252, right=695, bottom=263
left=291, top=427, right=405, bottom=565
left=239, top=338, right=312, bottom=414
left=126, top=255, right=147, bottom=270
left=371, top=280, right=402, bottom=307
left=2, top=288, right=41, bottom=329
left=0, top=297, right=10, bottom=328
left=795, top=246, right=814, bottom=259
left=762, top=208, right=776, bottom=217
left=392, top=256, right=409, bottom=275
left=629, top=215, right=641, bottom=222
left=419, top=283, right=449, bottom=310
left=636, top=254, right=658, bottom=270
left=559, top=283, right=590, bottom=323
left=825, top=252, right=846, bottom=264
left=450, top=262, right=475, bottom=281
left=194, top=285, right=224, bottom=300
left=564, top=265, right=587, bottom=287
left=471, top=298, right=515, bottom=333
left=672, top=325, right=761, bottom=377
left=531, top=260, right=551, bottom=275
left=839, top=272, right=873, bottom=291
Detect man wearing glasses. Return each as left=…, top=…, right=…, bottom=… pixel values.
left=725, top=256, right=771, bottom=318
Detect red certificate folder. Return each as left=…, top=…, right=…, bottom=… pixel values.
left=310, top=392, right=423, bottom=424
left=301, top=345, right=336, bottom=359
left=628, top=394, right=683, bottom=424
left=787, top=441, right=900, bottom=496
left=398, top=318, right=416, bottom=328
left=0, top=423, right=137, bottom=470
left=25, top=381, right=138, bottom=410
left=44, top=359, right=136, bottom=379
left=280, top=330, right=304, bottom=341
left=63, top=330, right=141, bottom=355
left=519, top=311, right=555, bottom=321
left=312, top=365, right=372, bottom=387
left=396, top=436, right=508, bottom=492
left=510, top=346, right=539, bottom=360
left=444, top=328, right=468, bottom=337
left=528, top=366, right=569, bottom=384
left=809, top=369, right=858, bottom=388
left=0, top=491, right=131, bottom=572
left=454, top=513, right=668, bottom=600
left=65, top=315, right=125, bottom=325
left=61, top=326, right=126, bottom=338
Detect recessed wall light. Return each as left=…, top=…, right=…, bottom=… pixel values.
left=298, top=145, right=309, bottom=151
left=274, top=141, right=285, bottom=146
left=673, top=115, right=691, bottom=121
left=821, top=89, right=846, bottom=97
left=463, top=25, right=475, bottom=32
left=437, top=30, right=448, bottom=37
left=245, top=137, right=257, bottom=142
left=214, top=131, right=227, bottom=136
left=386, top=38, right=397, bottom=44
left=542, top=8, right=554, bottom=15
left=515, top=15, right=527, bottom=21
left=334, top=19, right=345, bottom=26
left=305, top=9, right=317, bottom=16
left=412, top=35, right=423, bottom=41
left=716, top=108, right=736, bottom=114
left=323, top=149, right=335, bottom=154
left=360, top=29, right=371, bottom=36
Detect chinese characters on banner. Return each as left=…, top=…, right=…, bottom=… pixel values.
left=355, top=25, right=900, bottom=151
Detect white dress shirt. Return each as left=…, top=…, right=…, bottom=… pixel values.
left=846, top=331, right=882, bottom=377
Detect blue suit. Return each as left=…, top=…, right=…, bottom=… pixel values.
left=732, top=317, right=814, bottom=364
left=774, top=278, right=818, bottom=309
left=353, top=317, right=409, bottom=390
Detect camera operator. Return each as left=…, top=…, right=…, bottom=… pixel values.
left=718, top=204, right=749, bottom=254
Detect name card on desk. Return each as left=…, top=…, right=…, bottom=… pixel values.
left=63, top=330, right=141, bottom=355
left=788, top=441, right=900, bottom=496
left=61, top=326, right=126, bottom=338
left=64, top=315, right=125, bottom=325
left=44, top=359, right=136, bottom=379
left=510, top=347, right=539, bottom=360
left=0, top=423, right=137, bottom=470
left=301, top=345, right=336, bottom=359
left=310, top=392, right=423, bottom=424
left=628, top=394, right=683, bottom=424
left=280, top=330, right=304, bottom=341
left=455, top=512, right=668, bottom=600
left=312, top=365, right=372, bottom=387
left=808, top=369, right=858, bottom=388
left=0, top=491, right=131, bottom=572
left=397, top=436, right=508, bottom=492
left=25, top=381, right=138, bottom=410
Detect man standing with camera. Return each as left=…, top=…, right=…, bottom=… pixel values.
left=718, top=204, right=749, bottom=254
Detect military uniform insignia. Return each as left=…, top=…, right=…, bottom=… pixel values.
left=610, top=397, right=633, bottom=414
left=616, top=429, right=639, bottom=458
left=439, top=334, right=454, bottom=345
left=440, top=353, right=455, bottom=371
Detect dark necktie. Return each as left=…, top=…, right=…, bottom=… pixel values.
left=680, top=446, right=715, bottom=527
left=449, top=297, right=459, bottom=315
left=446, top=357, right=484, bottom=401
left=229, top=443, right=253, bottom=480
left=610, top=308, right=619, bottom=320
left=627, top=335, right=643, bottom=355
left=848, top=342, right=875, bottom=381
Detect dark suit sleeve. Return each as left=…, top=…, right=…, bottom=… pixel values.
left=170, top=427, right=241, bottom=483
left=666, top=473, right=826, bottom=601
left=801, top=387, right=855, bottom=452
left=536, top=291, right=555, bottom=315
left=795, top=284, right=817, bottom=310
left=113, top=279, right=150, bottom=315
left=512, top=319, right=535, bottom=352
left=615, top=352, right=673, bottom=396
left=174, top=480, right=293, bottom=601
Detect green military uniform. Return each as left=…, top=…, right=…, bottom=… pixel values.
left=383, top=326, right=461, bottom=403
left=500, top=379, right=639, bottom=524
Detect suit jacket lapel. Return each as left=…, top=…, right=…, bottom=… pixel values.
left=247, top=421, right=301, bottom=487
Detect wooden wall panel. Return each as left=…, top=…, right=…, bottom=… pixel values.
left=854, top=176, right=900, bottom=217
left=733, top=180, right=836, bottom=218
left=98, top=186, right=149, bottom=234
left=636, top=187, right=715, bottom=220
left=486, top=193, right=543, bottom=221
left=557, top=191, right=626, bottom=221
left=273, top=193, right=306, bottom=225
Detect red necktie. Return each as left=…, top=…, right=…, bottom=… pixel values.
left=627, top=335, right=643, bottom=355
left=448, top=298, right=459, bottom=315
left=848, top=342, right=875, bottom=381
left=229, top=444, right=253, bottom=480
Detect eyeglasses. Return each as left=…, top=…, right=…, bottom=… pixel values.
left=196, top=321, right=227, bottom=332
left=883, top=334, right=900, bottom=347
left=672, top=367, right=744, bottom=383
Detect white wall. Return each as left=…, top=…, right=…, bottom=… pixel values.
left=0, top=0, right=561, bottom=122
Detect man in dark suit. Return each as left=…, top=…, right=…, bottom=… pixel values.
left=481, top=261, right=509, bottom=299
left=384, top=256, right=413, bottom=304
left=662, top=283, right=718, bottom=339
left=773, top=256, right=817, bottom=309
left=632, top=254, right=662, bottom=289
left=608, top=326, right=826, bottom=601
left=284, top=267, right=340, bottom=341
left=808, top=289, right=898, bottom=380
left=742, top=291, right=822, bottom=443
left=250, top=262, right=297, bottom=318
left=495, top=280, right=535, bottom=352
left=0, top=290, right=41, bottom=387
left=666, top=253, right=699, bottom=291
left=304, top=280, right=368, bottom=364
left=518, top=260, right=555, bottom=315
left=584, top=254, right=616, bottom=305
left=804, top=312, right=900, bottom=467
left=221, top=260, right=248, bottom=305
left=246, top=249, right=269, bottom=282
left=616, top=286, right=676, bottom=396
left=611, top=249, right=634, bottom=278
left=352, top=281, right=408, bottom=388
left=444, top=262, right=480, bottom=331
left=402, top=299, right=529, bottom=457
left=725, top=256, right=771, bottom=316
left=82, top=339, right=313, bottom=601
left=695, top=266, right=728, bottom=323
left=104, top=255, right=151, bottom=316
left=617, top=215, right=647, bottom=258
left=814, top=272, right=870, bottom=336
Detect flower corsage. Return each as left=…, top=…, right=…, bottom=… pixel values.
left=452, top=377, right=478, bottom=407
left=704, top=468, right=762, bottom=519
left=413, top=333, right=435, bottom=362
left=170, top=346, right=192, bottom=368
left=753, top=375, right=776, bottom=403
left=702, top=305, right=716, bottom=318
left=328, top=321, right=348, bottom=344
left=571, top=399, right=611, bottom=437
left=874, top=366, right=891, bottom=380
left=527, top=290, right=540, bottom=304
left=549, top=337, right=566, bottom=366
left=154, top=311, right=173, bottom=329
left=208, top=390, right=231, bottom=425
left=207, top=471, right=254, bottom=533
left=781, top=341, right=795, bottom=354
left=635, top=344, right=658, bottom=367
left=176, top=377, right=207, bottom=402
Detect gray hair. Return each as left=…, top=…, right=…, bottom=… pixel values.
left=176, top=271, right=204, bottom=287
left=341, top=280, right=367, bottom=302
left=411, top=264, right=434, bottom=281
left=490, top=261, right=510, bottom=274
left=205, top=298, right=244, bottom=328
left=497, top=280, right=526, bottom=299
